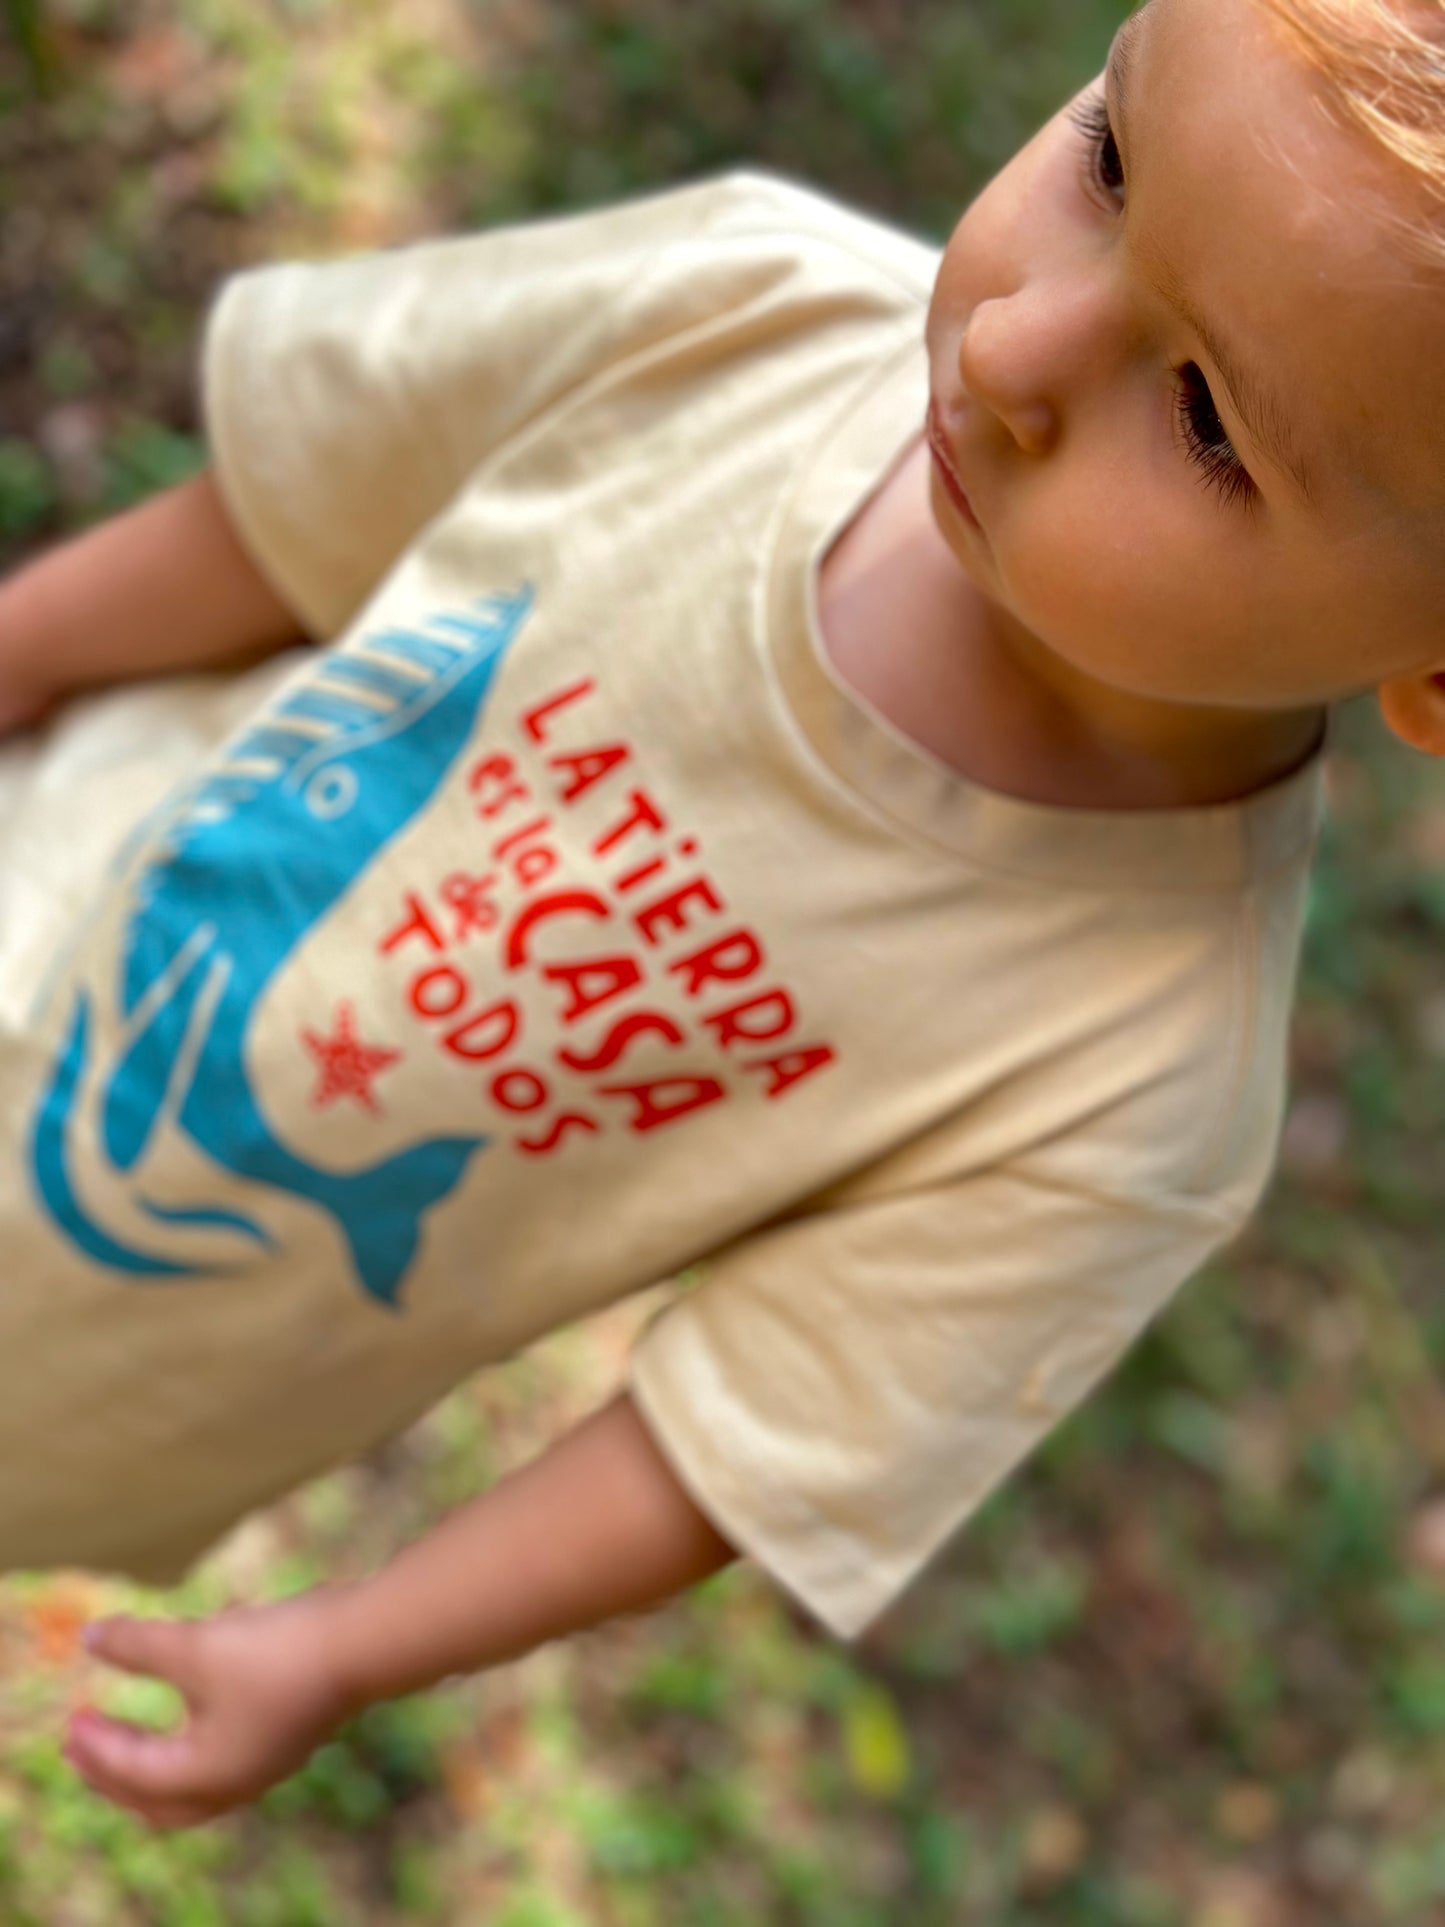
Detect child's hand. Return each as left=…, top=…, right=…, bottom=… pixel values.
left=63, top=1589, right=358, bottom=1829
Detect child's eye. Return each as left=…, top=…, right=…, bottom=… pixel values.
left=1175, top=364, right=1257, bottom=509
left=1069, top=93, right=1125, bottom=201
left=1069, top=91, right=1257, bottom=512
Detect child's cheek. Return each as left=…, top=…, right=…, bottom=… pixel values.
left=998, top=491, right=1133, bottom=652
left=999, top=494, right=1220, bottom=701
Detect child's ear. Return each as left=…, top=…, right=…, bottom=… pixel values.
left=1377, top=672, right=1445, bottom=756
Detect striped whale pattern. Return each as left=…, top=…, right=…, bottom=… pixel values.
left=29, top=584, right=534, bottom=1308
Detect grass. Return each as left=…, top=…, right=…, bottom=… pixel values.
left=2, top=0, right=1444, bottom=1921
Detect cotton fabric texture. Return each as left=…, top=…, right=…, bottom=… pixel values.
left=0, top=173, right=1322, bottom=1638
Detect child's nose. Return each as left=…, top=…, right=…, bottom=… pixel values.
left=958, top=273, right=1118, bottom=458
left=958, top=298, right=1057, bottom=455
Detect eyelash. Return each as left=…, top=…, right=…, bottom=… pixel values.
left=1067, top=92, right=1257, bottom=511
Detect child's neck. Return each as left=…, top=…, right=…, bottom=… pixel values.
left=817, top=438, right=1326, bottom=812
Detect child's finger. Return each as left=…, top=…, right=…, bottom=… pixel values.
left=64, top=1707, right=206, bottom=1805
left=64, top=1738, right=214, bottom=1831
left=82, top=1616, right=203, bottom=1696
left=75, top=1772, right=216, bottom=1832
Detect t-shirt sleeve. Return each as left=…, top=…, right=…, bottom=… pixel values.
left=629, top=1163, right=1248, bottom=1641
left=197, top=172, right=821, bottom=643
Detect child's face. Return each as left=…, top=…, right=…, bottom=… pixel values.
left=925, top=0, right=1445, bottom=726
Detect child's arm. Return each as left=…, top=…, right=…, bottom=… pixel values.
left=64, top=1392, right=737, bottom=1829
left=0, top=470, right=309, bottom=731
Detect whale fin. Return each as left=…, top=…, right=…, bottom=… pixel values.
left=104, top=943, right=224, bottom=1173
left=138, top=1195, right=274, bottom=1246
left=338, top=1135, right=491, bottom=1309
left=29, top=993, right=202, bottom=1277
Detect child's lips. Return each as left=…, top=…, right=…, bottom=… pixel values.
left=926, top=401, right=984, bottom=534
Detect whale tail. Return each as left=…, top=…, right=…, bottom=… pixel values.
left=32, top=989, right=488, bottom=1294
left=334, top=1134, right=491, bottom=1309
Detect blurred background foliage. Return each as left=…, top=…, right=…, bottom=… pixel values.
left=1, top=1, right=1445, bottom=1922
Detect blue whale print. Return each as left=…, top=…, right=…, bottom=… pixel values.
left=29, top=585, right=533, bottom=1307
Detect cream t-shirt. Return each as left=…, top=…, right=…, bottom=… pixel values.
left=0, top=172, right=1322, bottom=1637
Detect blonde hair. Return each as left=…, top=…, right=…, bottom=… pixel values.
left=1259, top=0, right=1445, bottom=265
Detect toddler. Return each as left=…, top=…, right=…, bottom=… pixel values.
left=0, top=0, right=1436, bottom=1829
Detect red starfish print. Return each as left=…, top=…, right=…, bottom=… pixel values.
left=302, top=1002, right=402, bottom=1113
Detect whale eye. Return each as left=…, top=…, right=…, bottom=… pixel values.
left=306, top=763, right=358, bottom=820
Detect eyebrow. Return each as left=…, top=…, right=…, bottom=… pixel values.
left=1108, top=12, right=1323, bottom=511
